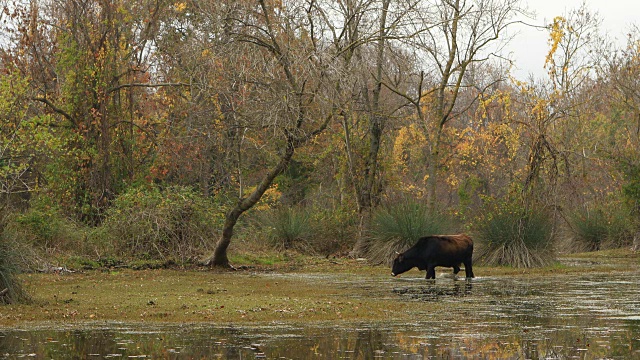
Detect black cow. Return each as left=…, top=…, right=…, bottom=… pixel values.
left=391, top=234, right=474, bottom=279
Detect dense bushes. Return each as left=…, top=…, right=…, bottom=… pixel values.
left=10, top=199, right=86, bottom=256
left=2, top=185, right=360, bottom=269
left=2, top=186, right=221, bottom=266
left=3, top=185, right=637, bottom=273
left=102, top=185, right=222, bottom=263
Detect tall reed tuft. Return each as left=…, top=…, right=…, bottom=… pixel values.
left=366, top=199, right=452, bottom=264
left=475, top=200, right=555, bottom=268
left=0, top=239, right=31, bottom=304
left=256, top=206, right=316, bottom=251
left=566, top=206, right=635, bottom=252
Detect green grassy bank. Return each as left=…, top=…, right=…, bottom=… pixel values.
left=1, top=250, right=638, bottom=328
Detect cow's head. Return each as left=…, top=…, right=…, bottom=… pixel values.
left=391, top=252, right=413, bottom=277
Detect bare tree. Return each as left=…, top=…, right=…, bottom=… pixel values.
left=544, top=3, right=601, bottom=95
left=600, top=26, right=640, bottom=249
left=521, top=4, right=602, bottom=205
left=314, top=0, right=419, bottom=255
left=406, top=0, right=524, bottom=209
left=198, top=0, right=343, bottom=267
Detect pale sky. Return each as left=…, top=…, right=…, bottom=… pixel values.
left=508, top=0, right=639, bottom=79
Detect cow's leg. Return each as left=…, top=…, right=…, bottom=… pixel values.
left=426, top=265, right=436, bottom=279
left=453, top=265, right=460, bottom=275
left=464, top=257, right=474, bottom=278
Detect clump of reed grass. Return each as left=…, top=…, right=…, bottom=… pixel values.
left=255, top=206, right=316, bottom=252
left=475, top=200, right=555, bottom=268
left=566, top=206, right=635, bottom=252
left=0, top=239, right=31, bottom=304
left=365, top=198, right=452, bottom=264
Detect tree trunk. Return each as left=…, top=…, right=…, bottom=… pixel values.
left=426, top=127, right=442, bottom=211
left=203, top=138, right=296, bottom=268
left=349, top=0, right=390, bottom=257
left=205, top=208, right=241, bottom=268
left=425, top=0, right=460, bottom=212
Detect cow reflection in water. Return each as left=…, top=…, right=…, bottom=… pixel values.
left=391, top=234, right=474, bottom=279
left=393, top=281, right=473, bottom=299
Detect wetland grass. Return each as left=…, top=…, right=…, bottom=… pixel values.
left=0, top=258, right=416, bottom=326
left=1, top=250, right=636, bottom=328
left=0, top=239, right=31, bottom=305
left=475, top=203, right=555, bottom=268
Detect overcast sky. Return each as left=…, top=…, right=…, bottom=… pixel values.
left=507, top=0, right=639, bottom=79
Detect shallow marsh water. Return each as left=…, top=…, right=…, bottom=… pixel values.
left=2, top=261, right=640, bottom=359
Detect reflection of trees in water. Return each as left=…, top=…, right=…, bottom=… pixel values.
left=263, top=327, right=387, bottom=359
left=351, top=328, right=386, bottom=359
left=0, top=329, right=125, bottom=358
left=1, top=323, right=638, bottom=359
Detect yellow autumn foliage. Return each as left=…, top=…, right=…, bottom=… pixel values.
left=392, top=123, right=427, bottom=174
left=545, top=16, right=567, bottom=72
left=174, top=2, right=187, bottom=12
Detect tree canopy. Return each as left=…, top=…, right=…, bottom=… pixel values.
left=1, top=0, right=639, bottom=265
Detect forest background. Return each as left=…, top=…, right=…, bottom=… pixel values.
left=1, top=0, right=639, bottom=281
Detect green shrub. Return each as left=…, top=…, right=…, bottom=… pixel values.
left=11, top=198, right=86, bottom=255
left=475, top=199, right=555, bottom=268
left=62, top=256, right=101, bottom=270
left=102, top=185, right=220, bottom=263
left=366, top=199, right=453, bottom=264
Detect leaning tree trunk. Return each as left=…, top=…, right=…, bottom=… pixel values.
left=203, top=139, right=295, bottom=268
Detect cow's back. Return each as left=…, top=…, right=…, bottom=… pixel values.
left=416, top=234, right=472, bottom=264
